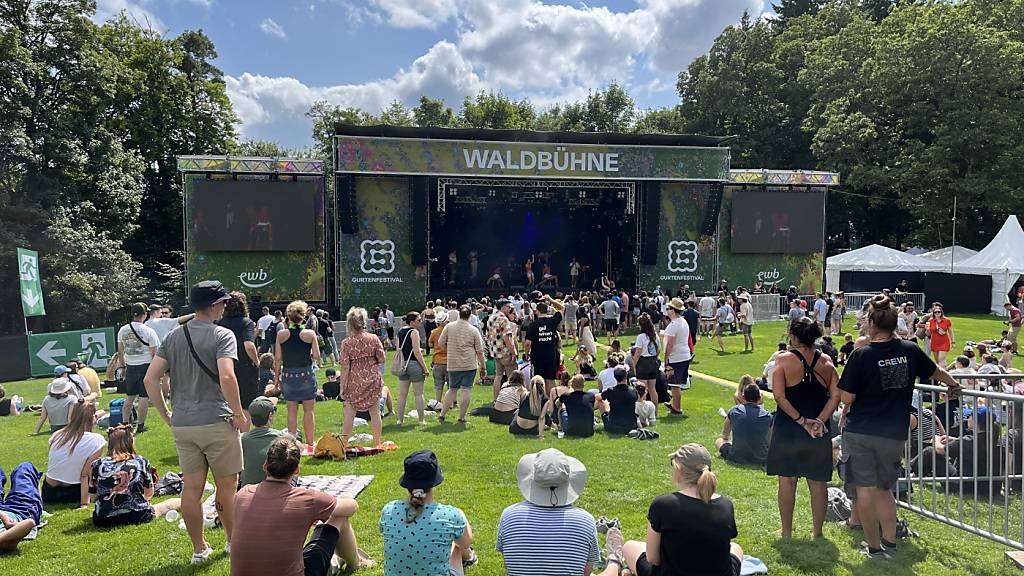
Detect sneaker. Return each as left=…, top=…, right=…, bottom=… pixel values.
left=302, top=444, right=315, bottom=456
left=605, top=527, right=625, bottom=565
left=135, top=424, right=149, bottom=434
left=191, top=545, right=214, bottom=564
left=859, top=542, right=892, bottom=559
left=717, top=407, right=728, bottom=418
left=680, top=377, right=691, bottom=390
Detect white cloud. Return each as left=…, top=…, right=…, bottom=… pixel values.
left=93, top=0, right=165, bottom=30
left=259, top=17, right=287, bottom=39
left=229, top=0, right=762, bottom=146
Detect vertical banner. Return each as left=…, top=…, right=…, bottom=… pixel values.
left=17, top=247, right=46, bottom=317
left=338, top=177, right=426, bottom=313
left=638, top=183, right=715, bottom=292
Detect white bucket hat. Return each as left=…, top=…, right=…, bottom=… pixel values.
left=516, top=448, right=587, bottom=507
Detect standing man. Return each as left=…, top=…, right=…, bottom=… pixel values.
left=469, top=249, right=479, bottom=284
left=600, top=296, right=620, bottom=344
left=738, top=294, right=755, bottom=353
left=569, top=257, right=581, bottom=290
left=681, top=300, right=701, bottom=351
left=699, top=291, right=716, bottom=339
left=438, top=306, right=487, bottom=424
left=525, top=295, right=565, bottom=396
left=256, top=306, right=275, bottom=353
left=382, top=305, right=397, bottom=350
left=813, top=293, right=829, bottom=329
left=146, top=304, right=195, bottom=399
left=448, top=250, right=458, bottom=286
left=144, top=281, right=246, bottom=564
left=118, top=303, right=160, bottom=434
left=663, top=298, right=692, bottom=416
left=1005, top=301, right=1021, bottom=354
left=428, top=309, right=450, bottom=403
left=487, top=299, right=518, bottom=400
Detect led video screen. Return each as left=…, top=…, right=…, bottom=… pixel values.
left=191, top=179, right=316, bottom=251
left=730, top=191, right=825, bottom=253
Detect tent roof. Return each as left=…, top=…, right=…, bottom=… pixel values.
left=827, top=244, right=948, bottom=272
left=920, top=245, right=978, bottom=263
left=957, top=216, right=1024, bottom=274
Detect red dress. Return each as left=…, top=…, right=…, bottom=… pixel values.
left=340, top=331, right=386, bottom=411
left=928, top=317, right=952, bottom=352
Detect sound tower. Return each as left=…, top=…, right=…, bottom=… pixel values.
left=640, top=181, right=661, bottom=266
left=411, top=177, right=428, bottom=266
left=338, top=174, right=358, bottom=234
left=700, top=183, right=724, bottom=236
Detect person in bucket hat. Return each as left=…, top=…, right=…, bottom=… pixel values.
left=381, top=450, right=477, bottom=575
left=499, top=448, right=619, bottom=576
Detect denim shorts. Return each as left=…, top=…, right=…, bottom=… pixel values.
left=400, top=361, right=426, bottom=383
left=281, top=367, right=317, bottom=401
left=448, top=369, right=476, bottom=390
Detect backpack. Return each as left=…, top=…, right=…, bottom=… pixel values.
left=109, top=398, right=137, bottom=427
left=825, top=487, right=852, bottom=522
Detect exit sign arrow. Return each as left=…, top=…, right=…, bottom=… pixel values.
left=22, top=288, right=40, bottom=309
left=36, top=340, right=66, bottom=366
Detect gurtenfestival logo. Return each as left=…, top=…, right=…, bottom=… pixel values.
left=667, top=240, right=698, bottom=273
left=360, top=240, right=396, bottom=274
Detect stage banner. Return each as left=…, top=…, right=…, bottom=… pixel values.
left=335, top=136, right=730, bottom=181
left=639, top=183, right=716, bottom=292
left=716, top=189, right=823, bottom=294
left=338, top=177, right=426, bottom=313
left=183, top=174, right=327, bottom=301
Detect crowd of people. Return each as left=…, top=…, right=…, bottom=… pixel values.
left=5, top=278, right=1023, bottom=575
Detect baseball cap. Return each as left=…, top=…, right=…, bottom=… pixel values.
left=248, top=396, right=277, bottom=426
left=190, top=280, right=231, bottom=309
left=53, top=365, right=72, bottom=376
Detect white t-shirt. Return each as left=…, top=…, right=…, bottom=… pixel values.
left=256, top=313, right=275, bottom=334
left=46, top=431, right=105, bottom=484
left=601, top=300, right=620, bottom=320
left=634, top=333, right=659, bottom=357
left=145, top=317, right=178, bottom=343
left=814, top=299, right=828, bottom=320
left=598, top=367, right=619, bottom=391
left=663, top=318, right=692, bottom=363
left=699, top=297, right=716, bottom=317
left=740, top=302, right=755, bottom=326
left=570, top=262, right=580, bottom=275
left=117, top=322, right=159, bottom=366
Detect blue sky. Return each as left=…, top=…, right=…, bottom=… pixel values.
left=95, top=0, right=774, bottom=149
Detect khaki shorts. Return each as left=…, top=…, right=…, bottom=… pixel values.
left=172, top=421, right=243, bottom=477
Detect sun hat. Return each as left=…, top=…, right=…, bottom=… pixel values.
left=667, top=298, right=686, bottom=311
left=48, top=379, right=71, bottom=395
left=400, top=450, right=444, bottom=491
left=434, top=309, right=449, bottom=324
left=190, top=280, right=231, bottom=309
left=516, top=448, right=587, bottom=507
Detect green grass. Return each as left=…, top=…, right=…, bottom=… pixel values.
left=0, top=315, right=1018, bottom=575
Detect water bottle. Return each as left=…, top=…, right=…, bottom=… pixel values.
left=558, top=408, right=568, bottom=439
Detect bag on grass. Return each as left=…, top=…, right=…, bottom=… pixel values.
left=108, top=398, right=136, bottom=427
left=825, top=487, right=852, bottom=522
left=314, top=433, right=346, bottom=460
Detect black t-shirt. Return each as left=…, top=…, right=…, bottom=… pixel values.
left=266, top=320, right=281, bottom=343
left=682, top=309, right=700, bottom=339
left=322, top=380, right=340, bottom=400
left=840, top=342, right=855, bottom=355
left=647, top=307, right=663, bottom=325
left=560, top=390, right=595, bottom=437
left=217, top=316, right=256, bottom=371
left=0, top=398, right=11, bottom=416
left=838, top=338, right=937, bottom=440
left=526, top=312, right=563, bottom=364
left=602, top=384, right=638, bottom=433
left=648, top=492, right=738, bottom=576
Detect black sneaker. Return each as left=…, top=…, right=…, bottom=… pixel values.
left=859, top=542, right=892, bottom=559
left=136, top=424, right=149, bottom=434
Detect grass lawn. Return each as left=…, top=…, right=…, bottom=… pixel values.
left=0, top=314, right=1018, bottom=575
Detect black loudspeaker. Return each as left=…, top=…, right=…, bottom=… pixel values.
left=700, top=183, right=724, bottom=236
left=339, top=175, right=358, bottom=234
left=411, top=177, right=428, bottom=266
left=640, top=181, right=661, bottom=266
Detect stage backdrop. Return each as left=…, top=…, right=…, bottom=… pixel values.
left=338, top=176, right=427, bottom=312
left=639, top=183, right=715, bottom=290
left=335, top=136, right=730, bottom=181
left=717, top=186, right=824, bottom=293
left=183, top=173, right=326, bottom=301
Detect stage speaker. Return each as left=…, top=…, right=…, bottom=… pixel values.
left=411, top=177, right=428, bottom=266
left=700, top=183, right=724, bottom=236
left=640, top=181, right=661, bottom=266
left=339, top=175, right=358, bottom=234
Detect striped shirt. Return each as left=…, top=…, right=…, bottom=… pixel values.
left=496, top=501, right=600, bottom=576
left=438, top=320, right=485, bottom=372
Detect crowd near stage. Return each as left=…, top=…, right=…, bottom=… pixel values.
left=177, top=126, right=839, bottom=313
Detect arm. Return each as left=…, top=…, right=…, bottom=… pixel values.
left=243, top=341, right=259, bottom=365
left=524, top=338, right=532, bottom=359
left=721, top=414, right=733, bottom=441
left=217, top=357, right=246, bottom=430
left=663, top=336, right=676, bottom=366
left=144, top=357, right=172, bottom=426
left=815, top=366, right=842, bottom=434
left=545, top=295, right=565, bottom=312
left=454, top=511, right=473, bottom=553
left=305, top=330, right=321, bottom=363
left=503, top=331, right=517, bottom=359
left=645, top=523, right=662, bottom=566
left=274, top=332, right=284, bottom=383
left=176, top=313, right=196, bottom=325
left=931, top=366, right=962, bottom=395
left=79, top=448, right=103, bottom=508
left=0, top=513, right=35, bottom=552
left=34, top=406, right=48, bottom=434
left=411, top=331, right=427, bottom=369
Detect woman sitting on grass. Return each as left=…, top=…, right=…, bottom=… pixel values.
left=491, top=371, right=526, bottom=425
left=509, top=376, right=547, bottom=438
left=34, top=379, right=77, bottom=434
left=42, top=402, right=105, bottom=506
left=0, top=384, right=23, bottom=417
left=572, top=346, right=598, bottom=379
left=619, top=444, right=743, bottom=576
left=90, top=424, right=181, bottom=527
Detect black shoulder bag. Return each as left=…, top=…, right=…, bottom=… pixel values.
left=182, top=324, right=219, bottom=384
left=129, top=322, right=151, bottom=347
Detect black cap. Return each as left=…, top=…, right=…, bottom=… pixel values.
left=190, top=280, right=231, bottom=309
left=496, top=298, right=511, bottom=308
left=399, top=450, right=444, bottom=490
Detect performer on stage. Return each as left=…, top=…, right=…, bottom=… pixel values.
left=488, top=267, right=505, bottom=289
left=469, top=250, right=479, bottom=283
left=569, top=257, right=581, bottom=290
left=538, top=263, right=559, bottom=289
left=525, top=255, right=535, bottom=289
left=448, top=250, right=458, bottom=286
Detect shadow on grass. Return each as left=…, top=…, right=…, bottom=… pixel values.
left=844, top=539, right=927, bottom=576
left=771, top=536, right=840, bottom=574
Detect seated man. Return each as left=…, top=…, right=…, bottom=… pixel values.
left=600, top=367, right=639, bottom=435
left=240, top=397, right=289, bottom=487
left=232, top=437, right=373, bottom=576
left=498, top=449, right=617, bottom=576
left=321, top=369, right=341, bottom=401
left=0, top=462, right=44, bottom=553
left=715, top=382, right=772, bottom=466
left=354, top=386, right=393, bottom=421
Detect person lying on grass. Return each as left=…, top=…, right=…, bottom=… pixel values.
left=0, top=462, right=45, bottom=553
left=90, top=424, right=181, bottom=527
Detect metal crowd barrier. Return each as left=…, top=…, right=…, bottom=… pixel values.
left=899, top=373, right=1024, bottom=550
left=844, top=292, right=927, bottom=316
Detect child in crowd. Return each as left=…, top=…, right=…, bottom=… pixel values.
left=321, top=368, right=341, bottom=401
left=258, top=353, right=277, bottom=396
left=90, top=425, right=181, bottom=527
left=838, top=334, right=854, bottom=365
left=635, top=383, right=657, bottom=427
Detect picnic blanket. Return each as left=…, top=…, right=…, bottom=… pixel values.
left=295, top=475, right=375, bottom=499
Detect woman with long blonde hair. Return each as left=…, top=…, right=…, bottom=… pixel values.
left=43, top=402, right=105, bottom=506
left=90, top=425, right=181, bottom=526
left=274, top=300, right=321, bottom=453
left=620, top=444, right=744, bottom=576
left=509, top=375, right=547, bottom=439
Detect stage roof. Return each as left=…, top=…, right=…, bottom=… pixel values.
left=334, top=123, right=735, bottom=148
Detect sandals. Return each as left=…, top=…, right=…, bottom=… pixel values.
left=596, top=516, right=621, bottom=534
left=462, top=547, right=479, bottom=568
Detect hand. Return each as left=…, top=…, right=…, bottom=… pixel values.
left=0, top=512, right=13, bottom=528
left=801, top=418, right=824, bottom=438
left=230, top=412, right=248, bottom=431
left=160, top=411, right=172, bottom=426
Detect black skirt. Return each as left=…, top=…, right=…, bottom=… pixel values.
left=765, top=416, right=834, bottom=482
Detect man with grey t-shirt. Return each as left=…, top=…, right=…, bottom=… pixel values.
left=144, top=280, right=246, bottom=565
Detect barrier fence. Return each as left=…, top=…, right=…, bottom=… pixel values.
left=748, top=292, right=929, bottom=324
left=898, top=374, right=1024, bottom=550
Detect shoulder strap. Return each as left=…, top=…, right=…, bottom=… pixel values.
left=129, top=322, right=150, bottom=347
left=399, top=329, right=414, bottom=368
left=182, top=324, right=219, bottom=384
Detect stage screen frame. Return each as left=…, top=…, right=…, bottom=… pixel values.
left=190, top=179, right=317, bottom=252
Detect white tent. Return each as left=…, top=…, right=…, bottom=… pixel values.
left=826, top=244, right=947, bottom=292
left=919, top=245, right=978, bottom=266
left=955, top=216, right=1024, bottom=314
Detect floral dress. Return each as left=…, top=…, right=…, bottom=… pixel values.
left=340, top=331, right=386, bottom=411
